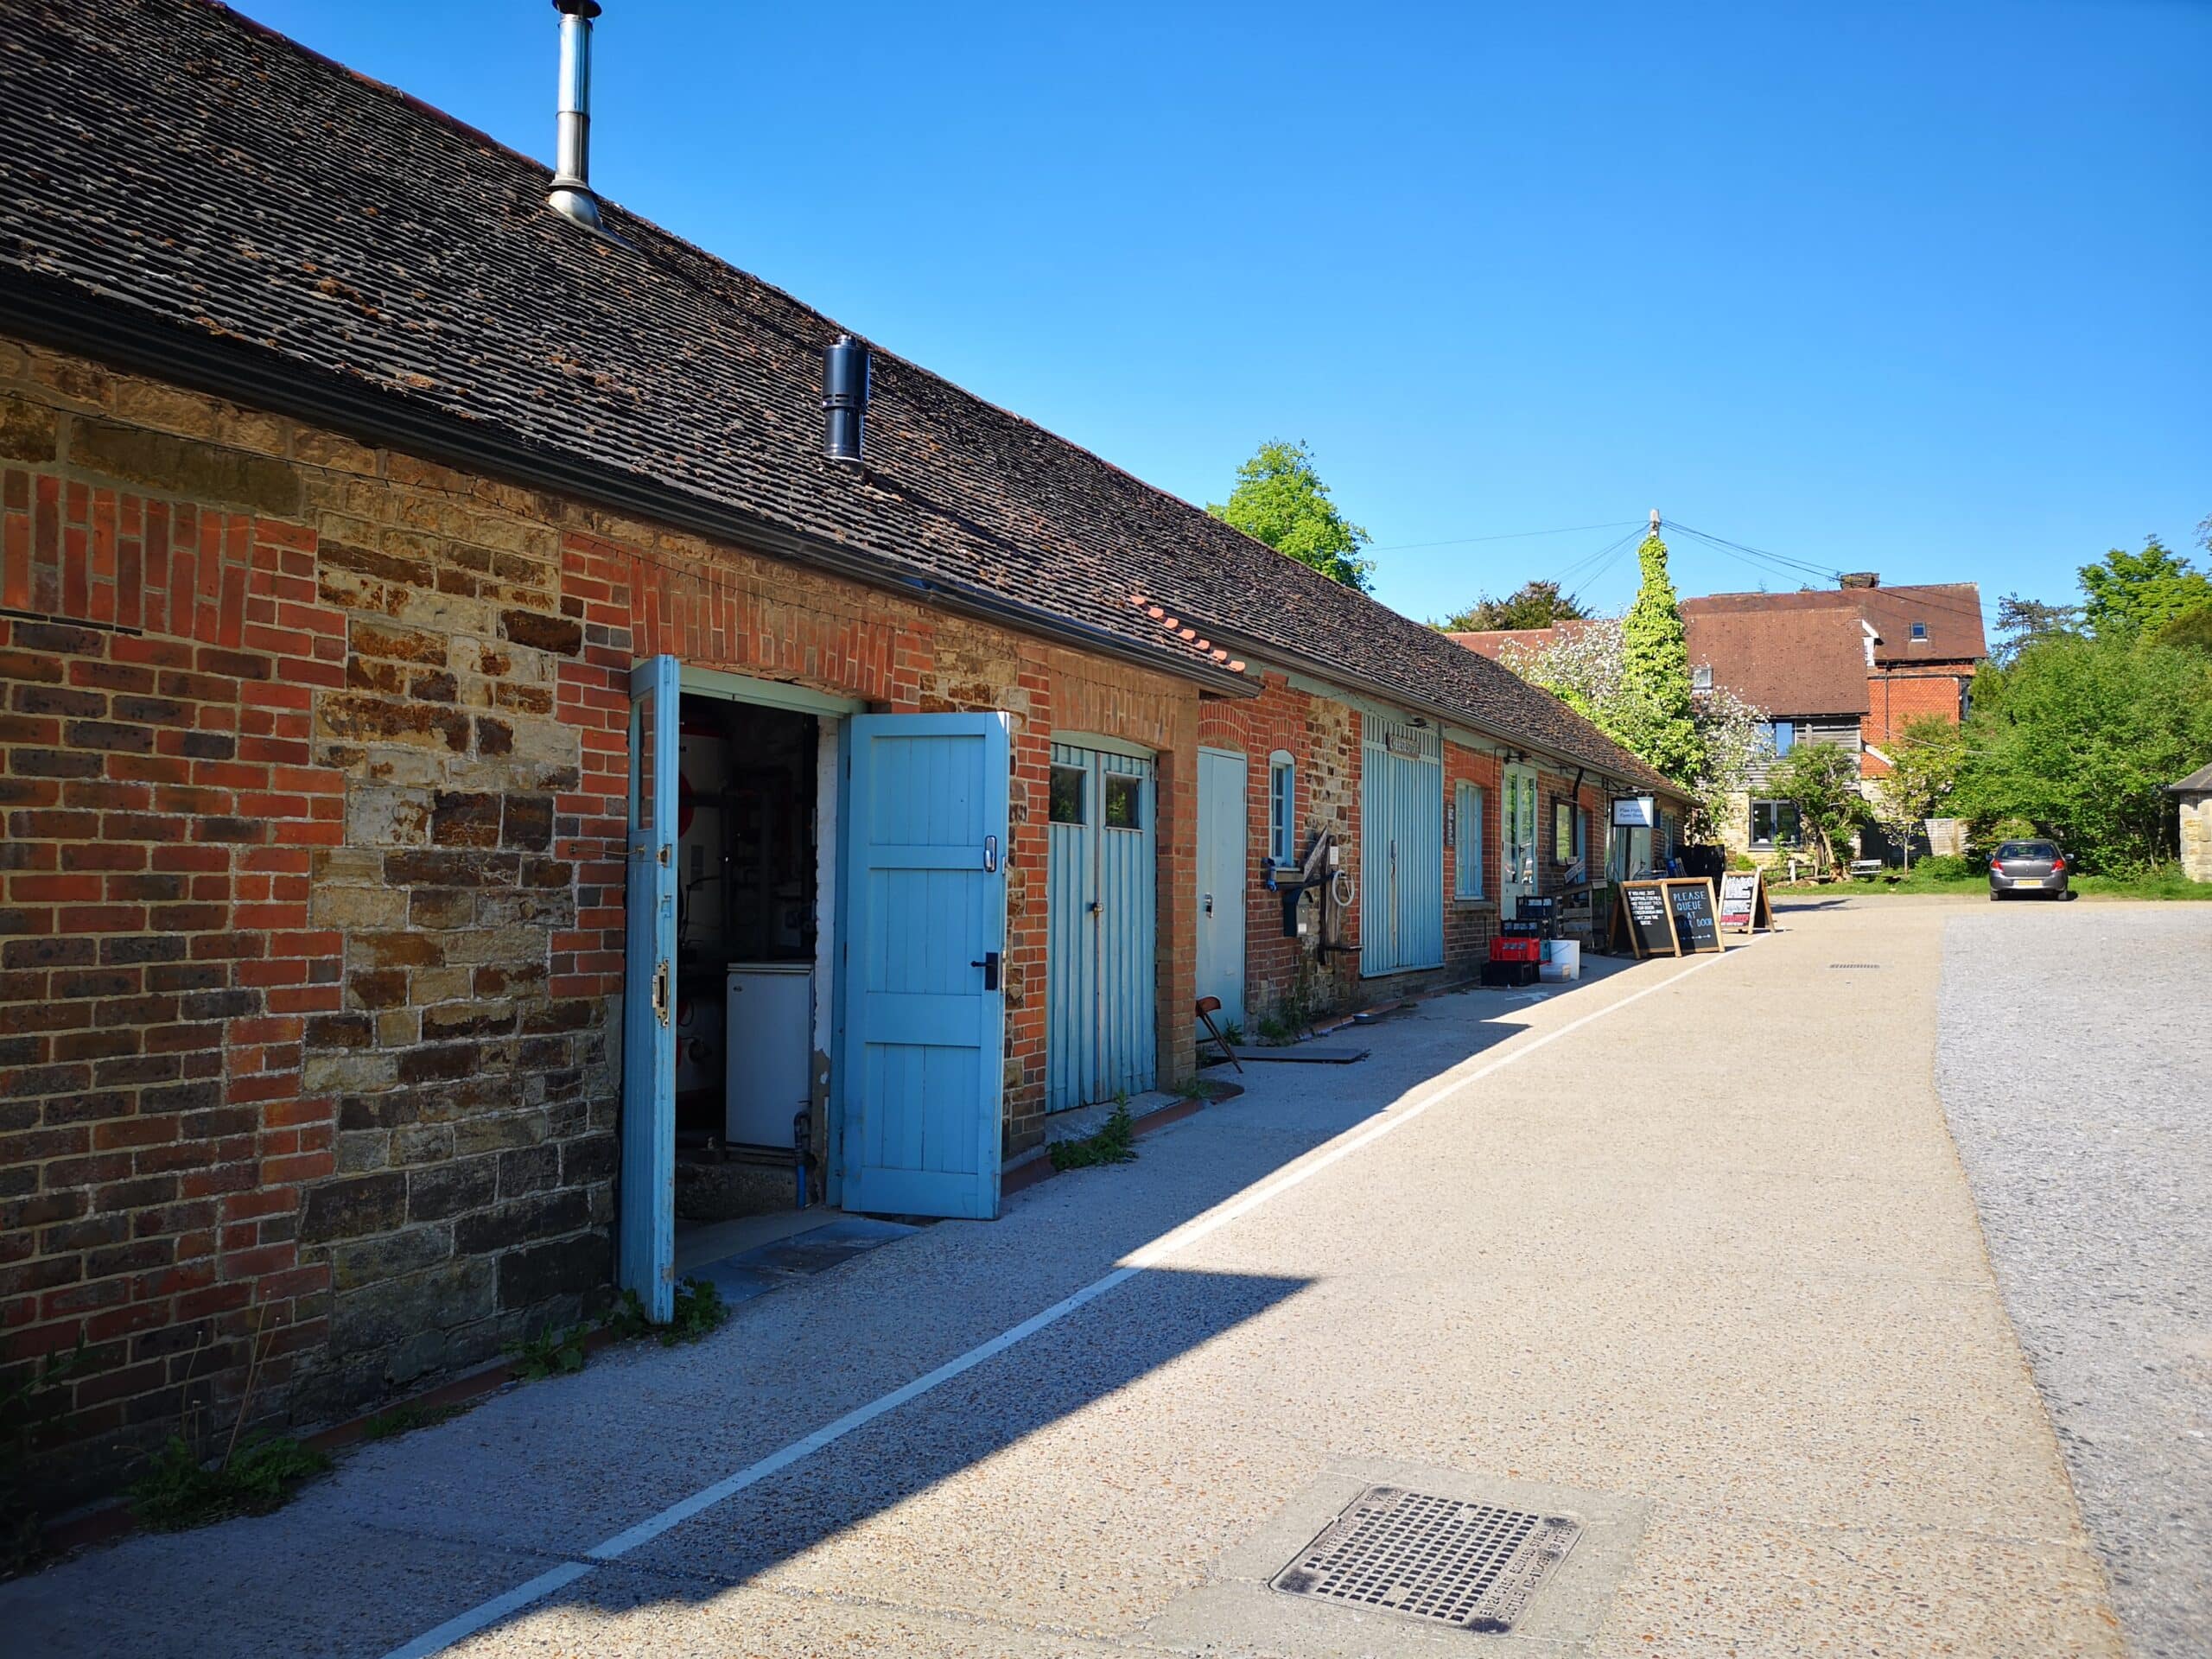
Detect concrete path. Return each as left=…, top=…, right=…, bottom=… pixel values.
left=1938, top=902, right=2212, bottom=1659
left=5, top=904, right=2122, bottom=1656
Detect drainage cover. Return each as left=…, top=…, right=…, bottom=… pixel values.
left=1827, top=963, right=1883, bottom=969
left=1271, top=1485, right=1581, bottom=1633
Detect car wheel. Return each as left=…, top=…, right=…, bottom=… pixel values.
left=1990, top=890, right=2003, bottom=901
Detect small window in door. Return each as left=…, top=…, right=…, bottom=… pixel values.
left=1049, top=765, right=1085, bottom=824
left=1103, top=772, right=1142, bottom=830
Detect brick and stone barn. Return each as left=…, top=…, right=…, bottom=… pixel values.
left=2171, top=764, right=2212, bottom=883
left=0, top=0, right=1677, bottom=1510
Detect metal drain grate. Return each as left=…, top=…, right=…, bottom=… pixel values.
left=1271, top=1485, right=1582, bottom=1633
left=1827, top=963, right=1883, bottom=969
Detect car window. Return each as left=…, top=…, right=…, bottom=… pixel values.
left=1997, top=841, right=2056, bottom=858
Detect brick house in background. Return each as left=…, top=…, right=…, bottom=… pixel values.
left=1454, top=575, right=1986, bottom=861
left=0, top=0, right=1678, bottom=1509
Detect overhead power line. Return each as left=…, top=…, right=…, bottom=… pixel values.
left=1370, top=518, right=1643, bottom=554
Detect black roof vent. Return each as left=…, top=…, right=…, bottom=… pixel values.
left=823, top=335, right=869, bottom=466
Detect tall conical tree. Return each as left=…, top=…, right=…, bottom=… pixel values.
left=1614, top=524, right=1703, bottom=784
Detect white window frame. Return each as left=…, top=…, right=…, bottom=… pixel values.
left=1267, top=749, right=1296, bottom=868
left=1454, top=780, right=1484, bottom=899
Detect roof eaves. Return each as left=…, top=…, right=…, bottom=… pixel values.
left=4, top=265, right=1256, bottom=701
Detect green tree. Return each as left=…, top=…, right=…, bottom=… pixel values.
left=1432, top=581, right=1591, bottom=632
left=1870, top=714, right=1962, bottom=867
left=1992, top=594, right=2082, bottom=664
left=2077, top=536, right=2212, bottom=639
left=1208, top=440, right=1374, bottom=593
left=1770, top=741, right=1865, bottom=875
left=1954, top=634, right=2212, bottom=872
left=1611, top=530, right=1703, bottom=784
left=2147, top=605, right=2212, bottom=654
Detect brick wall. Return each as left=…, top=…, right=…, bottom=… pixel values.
left=0, top=338, right=1200, bottom=1505
left=1441, top=741, right=1500, bottom=964
left=1197, top=672, right=1362, bottom=1028
left=1859, top=666, right=1970, bottom=779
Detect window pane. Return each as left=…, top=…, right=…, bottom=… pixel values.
left=1269, top=761, right=1294, bottom=863
left=1049, top=764, right=1085, bottom=824
left=1103, top=772, right=1141, bottom=830
left=1771, top=721, right=1796, bottom=755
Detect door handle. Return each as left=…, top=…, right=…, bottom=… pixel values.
left=969, top=950, right=1001, bottom=991
left=982, top=834, right=999, bottom=874
left=1204, top=893, right=1214, bottom=915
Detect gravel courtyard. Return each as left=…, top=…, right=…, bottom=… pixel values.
left=1938, top=902, right=2212, bottom=1659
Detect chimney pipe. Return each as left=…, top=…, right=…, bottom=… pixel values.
left=1839, top=571, right=1879, bottom=589
left=548, top=0, right=607, bottom=233
left=823, top=335, right=870, bottom=466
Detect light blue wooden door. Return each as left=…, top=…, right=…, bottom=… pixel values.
left=1046, top=743, right=1157, bottom=1112
left=1195, top=747, right=1247, bottom=1033
left=1360, top=715, right=1445, bottom=977
left=620, top=654, right=679, bottom=1321
left=842, top=713, right=1009, bottom=1219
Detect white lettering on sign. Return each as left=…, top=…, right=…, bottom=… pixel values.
left=1386, top=734, right=1421, bottom=758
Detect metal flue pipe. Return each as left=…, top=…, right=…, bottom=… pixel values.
left=548, top=0, right=607, bottom=232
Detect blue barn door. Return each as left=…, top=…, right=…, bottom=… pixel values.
left=1194, top=747, right=1247, bottom=1034
left=620, top=655, right=680, bottom=1321
left=1360, top=714, right=1445, bottom=977
left=842, top=713, right=1010, bottom=1219
left=1046, top=742, right=1157, bottom=1113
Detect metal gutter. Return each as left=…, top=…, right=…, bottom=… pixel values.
left=1, top=271, right=1255, bottom=700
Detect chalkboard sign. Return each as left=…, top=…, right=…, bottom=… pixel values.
left=1618, top=881, right=1675, bottom=957
left=1609, top=877, right=1728, bottom=958
left=1668, top=880, right=1720, bottom=953
left=1717, top=870, right=1773, bottom=932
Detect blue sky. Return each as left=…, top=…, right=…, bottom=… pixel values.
left=249, top=1, right=2208, bottom=632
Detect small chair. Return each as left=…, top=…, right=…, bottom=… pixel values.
left=1194, top=996, right=1243, bottom=1073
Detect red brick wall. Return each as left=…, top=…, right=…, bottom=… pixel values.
left=1441, top=741, right=1501, bottom=965
left=1196, top=672, right=1362, bottom=1027
left=0, top=340, right=1204, bottom=1508
left=1859, top=667, right=1970, bottom=778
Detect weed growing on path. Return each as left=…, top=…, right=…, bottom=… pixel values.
left=1050, top=1103, right=1138, bottom=1171
left=359, top=1401, right=474, bottom=1442
left=130, top=1435, right=331, bottom=1531
left=505, top=1323, right=589, bottom=1382
left=664, top=1278, right=729, bottom=1344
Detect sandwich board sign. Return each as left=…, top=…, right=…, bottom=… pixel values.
left=1608, top=877, right=1726, bottom=958
left=1716, top=870, right=1773, bottom=933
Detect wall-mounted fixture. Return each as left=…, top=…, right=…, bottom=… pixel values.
left=823, top=335, right=870, bottom=466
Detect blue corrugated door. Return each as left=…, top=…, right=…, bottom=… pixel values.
left=1194, top=747, right=1248, bottom=1033
left=1360, top=715, right=1445, bottom=977
left=620, top=655, right=679, bottom=1320
left=841, top=713, right=1009, bottom=1219
left=1046, top=742, right=1157, bottom=1111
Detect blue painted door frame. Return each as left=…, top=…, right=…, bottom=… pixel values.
left=1046, top=742, right=1158, bottom=1113
left=619, top=655, right=679, bottom=1321
left=840, top=713, right=1009, bottom=1219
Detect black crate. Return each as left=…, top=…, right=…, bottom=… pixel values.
left=1478, top=961, right=1541, bottom=988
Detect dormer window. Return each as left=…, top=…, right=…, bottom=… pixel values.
left=1910, top=620, right=1928, bottom=641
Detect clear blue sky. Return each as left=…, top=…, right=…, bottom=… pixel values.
left=248, top=0, right=2208, bottom=630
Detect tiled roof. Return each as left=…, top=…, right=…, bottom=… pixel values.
left=1452, top=613, right=1870, bottom=718
left=2170, top=762, right=2212, bottom=794
left=1681, top=584, right=1986, bottom=665
left=0, top=0, right=1670, bottom=791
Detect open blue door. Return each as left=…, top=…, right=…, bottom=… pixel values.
left=842, top=713, right=1009, bottom=1219
left=619, top=655, right=679, bottom=1320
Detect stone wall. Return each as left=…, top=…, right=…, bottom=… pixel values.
left=2178, top=791, right=2212, bottom=884
left=0, top=337, right=1198, bottom=1504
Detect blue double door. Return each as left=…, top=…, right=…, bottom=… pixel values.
left=620, top=658, right=1009, bottom=1318
left=1046, top=742, right=1158, bottom=1113
left=1360, top=714, right=1445, bottom=977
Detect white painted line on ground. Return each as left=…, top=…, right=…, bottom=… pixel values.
left=381, top=945, right=1744, bottom=1657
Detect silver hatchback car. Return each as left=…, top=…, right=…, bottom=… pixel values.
left=1989, top=839, right=2071, bottom=899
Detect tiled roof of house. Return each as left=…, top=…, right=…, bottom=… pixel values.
left=2169, top=762, right=2212, bottom=795
left=0, top=0, right=1670, bottom=791
left=1681, top=584, right=1986, bottom=665
left=1451, top=613, right=1871, bottom=719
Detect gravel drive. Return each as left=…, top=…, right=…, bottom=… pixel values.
left=1938, top=903, right=2212, bottom=1659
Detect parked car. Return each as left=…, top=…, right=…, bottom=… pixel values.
left=1988, top=839, right=2071, bottom=899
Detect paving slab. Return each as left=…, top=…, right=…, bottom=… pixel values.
left=3, top=906, right=2124, bottom=1657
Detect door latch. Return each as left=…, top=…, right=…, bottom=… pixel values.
left=1203, top=892, right=1214, bottom=915
left=969, top=950, right=1001, bottom=991
left=982, top=834, right=999, bottom=873
left=652, top=958, right=671, bottom=1027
